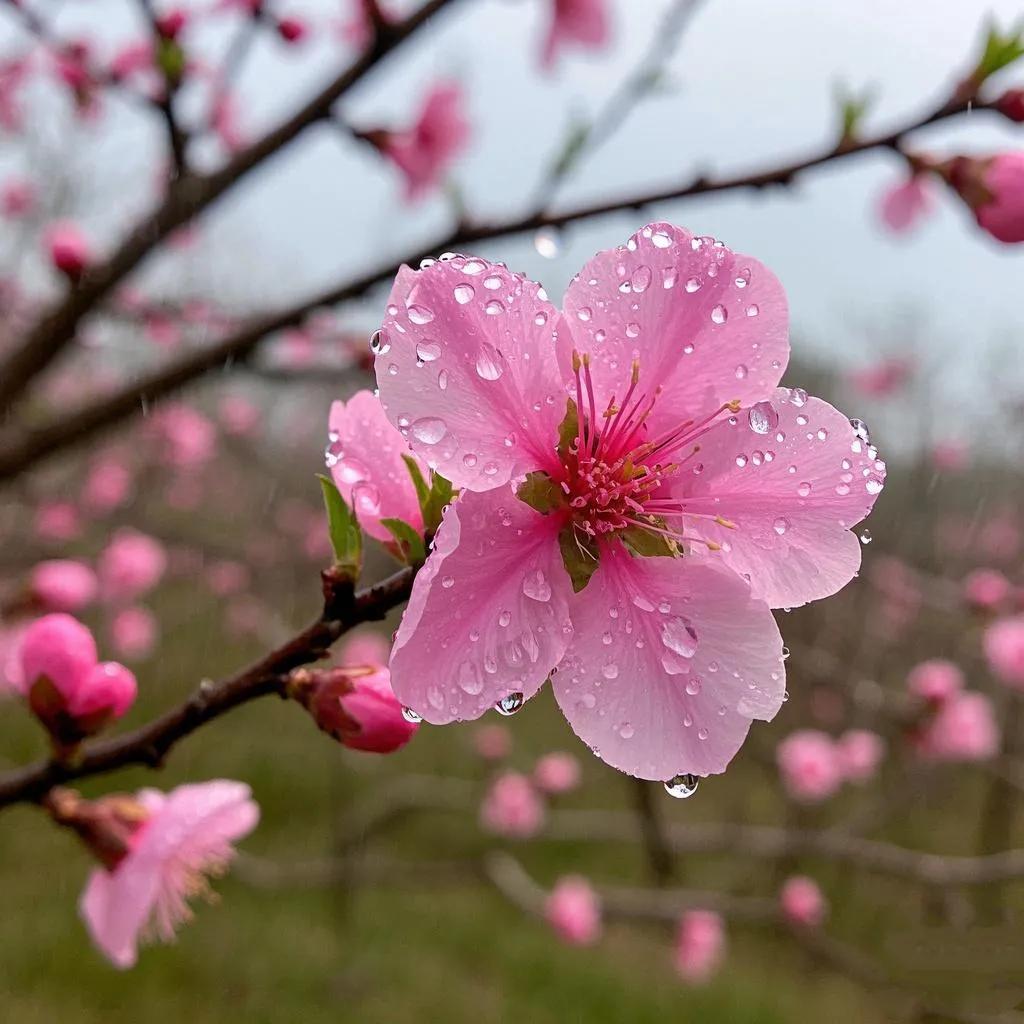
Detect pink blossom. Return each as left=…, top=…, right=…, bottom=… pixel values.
left=917, top=691, right=998, bottom=763
left=963, top=568, right=1011, bottom=612
left=45, top=221, right=91, bottom=279
left=339, top=629, right=390, bottom=668
left=878, top=175, right=933, bottom=234
left=376, top=223, right=883, bottom=781
left=1, top=177, right=35, bottom=218
left=211, top=89, right=245, bottom=152
left=379, top=81, right=470, bottom=202
left=835, top=729, right=884, bottom=783
left=546, top=875, right=601, bottom=945
left=81, top=455, right=133, bottom=514
left=79, top=780, right=259, bottom=968
left=35, top=501, right=82, bottom=542
left=205, top=560, right=249, bottom=597
left=339, top=0, right=390, bottom=49
left=109, top=39, right=155, bottom=82
left=480, top=772, right=545, bottom=837
left=779, top=876, right=827, bottom=929
left=984, top=616, right=1024, bottom=689
left=473, top=723, right=512, bottom=760
left=542, top=0, right=610, bottom=70
left=16, top=614, right=136, bottom=744
left=0, top=622, right=28, bottom=694
left=0, top=55, right=31, bottom=132
left=98, top=529, right=168, bottom=604
left=848, top=356, right=912, bottom=398
left=907, top=659, right=963, bottom=704
left=674, top=909, right=725, bottom=985
left=776, top=730, right=842, bottom=802
left=29, top=560, right=98, bottom=612
left=931, top=440, right=968, bottom=473
left=974, top=153, right=1024, bottom=244
left=109, top=607, right=158, bottom=661
left=144, top=312, right=181, bottom=349
left=218, top=394, right=261, bottom=437
left=533, top=751, right=582, bottom=794
left=327, top=389, right=426, bottom=543
left=276, top=15, right=308, bottom=43
left=148, top=403, right=216, bottom=468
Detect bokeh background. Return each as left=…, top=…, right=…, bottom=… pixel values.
left=1, top=1, right=1023, bottom=1021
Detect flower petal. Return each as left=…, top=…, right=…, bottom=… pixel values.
left=328, top=390, right=425, bottom=543
left=375, top=258, right=565, bottom=491
left=390, top=488, right=573, bottom=724
left=557, top=222, right=788, bottom=435
left=79, top=860, right=160, bottom=969
left=552, top=546, right=785, bottom=780
left=673, top=387, right=885, bottom=608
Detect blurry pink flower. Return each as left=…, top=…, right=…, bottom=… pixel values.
left=542, top=0, right=610, bottom=70
left=984, top=616, right=1024, bottom=689
left=79, top=780, right=259, bottom=968
left=81, top=455, right=133, bottom=514
left=963, top=568, right=1011, bottom=612
left=30, top=560, right=98, bottom=612
left=907, top=659, right=963, bottom=704
left=974, top=153, right=1024, bottom=244
left=848, top=357, right=912, bottom=398
left=978, top=510, right=1021, bottom=562
left=546, top=875, right=601, bottom=945
left=211, top=89, right=245, bottom=151
left=294, top=665, right=418, bottom=753
left=155, top=8, right=188, bottom=38
left=339, top=0, right=391, bottom=48
left=931, top=440, right=968, bottom=473
left=378, top=223, right=883, bottom=781
left=205, top=560, right=249, bottom=597
left=98, top=529, right=168, bottom=604
left=339, top=629, right=390, bottom=668
left=917, top=691, right=998, bottom=763
left=144, top=312, right=181, bottom=349
left=109, top=39, right=155, bottom=82
left=0, top=55, right=31, bottom=132
left=473, top=723, right=512, bottom=760
left=109, top=606, right=158, bottom=661
left=835, top=729, right=884, bottom=783
left=379, top=81, right=470, bottom=202
left=779, top=876, right=827, bottom=929
left=275, top=327, right=315, bottom=367
left=276, top=15, right=308, bottom=43
left=218, top=394, right=261, bottom=437
left=45, top=221, right=91, bottom=279
left=776, top=730, right=842, bottom=803
left=533, top=751, right=582, bottom=794
left=1, top=177, right=35, bottom=218
left=35, top=501, right=82, bottom=542
left=148, top=403, right=216, bottom=468
left=674, top=909, right=725, bottom=985
left=16, top=614, right=136, bottom=745
left=878, top=175, right=933, bottom=234
left=327, top=389, right=426, bottom=543
left=0, top=622, right=28, bottom=693
left=480, top=772, right=545, bottom=838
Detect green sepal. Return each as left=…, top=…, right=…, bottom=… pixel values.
left=558, top=527, right=600, bottom=594
left=402, top=455, right=452, bottom=535
left=974, top=19, right=1024, bottom=82
left=156, top=38, right=186, bottom=85
left=557, top=398, right=581, bottom=460
left=834, top=83, right=875, bottom=144
left=517, top=472, right=564, bottom=516
left=621, top=520, right=679, bottom=558
left=317, top=474, right=362, bottom=579
left=381, top=517, right=427, bottom=566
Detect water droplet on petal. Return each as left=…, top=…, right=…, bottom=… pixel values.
left=411, top=417, right=447, bottom=444
left=495, top=691, right=524, bottom=716
left=401, top=706, right=422, bottom=723
left=664, top=773, right=699, bottom=799
left=475, top=344, right=505, bottom=380
left=711, top=304, right=728, bottom=325
left=747, top=401, right=778, bottom=435
left=407, top=304, right=434, bottom=325
left=416, top=340, right=442, bottom=362
left=773, top=517, right=789, bottom=535
left=453, top=284, right=474, bottom=305
left=661, top=617, right=699, bottom=658
left=522, top=569, right=552, bottom=602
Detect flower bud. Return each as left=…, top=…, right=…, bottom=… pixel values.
left=479, top=772, right=545, bottom=837
left=29, top=559, right=98, bottom=613
left=533, top=751, right=581, bottom=794
left=45, top=787, right=148, bottom=869
left=276, top=16, right=307, bottom=43
left=545, top=875, right=601, bottom=945
left=779, top=876, right=827, bottom=929
left=943, top=153, right=1024, bottom=243
left=997, top=89, right=1024, bottom=123
left=984, top=615, right=1024, bottom=689
left=45, top=221, right=91, bottom=279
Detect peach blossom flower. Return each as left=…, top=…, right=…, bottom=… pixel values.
left=542, top=0, right=610, bottom=70
left=675, top=909, right=725, bottom=984
left=835, top=729, right=885, bottom=783
left=546, top=875, right=601, bottom=945
left=109, top=607, right=158, bottom=661
left=780, top=875, right=827, bottom=928
left=480, top=772, right=545, bottom=837
left=776, top=730, right=842, bottom=802
left=98, top=530, right=168, bottom=604
left=533, top=751, right=582, bottom=794
left=878, top=176, right=933, bottom=234
left=984, top=616, right=1024, bottom=689
left=963, top=568, right=1011, bottom=612
left=473, top=723, right=513, bottom=760
left=907, top=659, right=963, bottom=704
left=917, top=691, right=998, bottom=762
left=30, top=560, right=98, bottom=612
left=45, top=221, right=91, bottom=278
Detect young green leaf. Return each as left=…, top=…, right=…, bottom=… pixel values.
left=380, top=517, right=427, bottom=565
left=317, top=474, right=362, bottom=578
left=558, top=527, right=600, bottom=594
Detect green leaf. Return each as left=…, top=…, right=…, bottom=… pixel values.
left=834, top=83, right=874, bottom=143
left=317, top=475, right=362, bottom=578
left=558, top=527, right=600, bottom=594
left=516, top=472, right=564, bottom=516
left=975, top=19, right=1024, bottom=80
left=621, top=521, right=679, bottom=558
left=402, top=455, right=431, bottom=510
left=380, top=518, right=427, bottom=565
left=156, top=38, right=186, bottom=84
left=423, top=471, right=454, bottom=535
left=556, top=398, right=580, bottom=459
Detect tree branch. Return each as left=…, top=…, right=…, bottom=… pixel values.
left=0, top=94, right=1003, bottom=482
left=0, top=565, right=415, bottom=810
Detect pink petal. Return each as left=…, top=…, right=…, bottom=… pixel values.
left=671, top=387, right=885, bottom=609
left=557, top=222, right=788, bottom=437
left=144, top=780, right=259, bottom=863
left=328, top=390, right=425, bottom=543
left=878, top=176, right=932, bottom=234
left=389, top=489, right=573, bottom=724
left=80, top=859, right=161, bottom=969
left=375, top=258, right=566, bottom=491
left=553, top=546, right=785, bottom=780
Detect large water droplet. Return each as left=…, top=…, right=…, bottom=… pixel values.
left=401, top=706, right=422, bottom=723
left=747, top=401, right=778, bottom=435
left=407, top=304, right=434, bottom=325
left=522, top=569, right=552, bottom=602
left=711, top=304, right=728, bottom=325
left=411, top=417, right=447, bottom=444
left=664, top=773, right=699, bottom=799
left=661, top=617, right=698, bottom=658
left=475, top=344, right=505, bottom=381
left=495, top=691, right=524, bottom=716
left=453, top=284, right=475, bottom=305
left=416, top=340, right=442, bottom=362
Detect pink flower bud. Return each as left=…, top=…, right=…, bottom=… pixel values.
left=34, top=501, right=82, bottom=542
left=961, top=153, right=1024, bottom=244
left=776, top=730, right=842, bottom=803
left=917, top=691, right=998, bottom=763
left=533, top=751, right=581, bottom=794
left=931, top=440, right=968, bottom=472
left=155, top=9, right=188, bottom=39
left=674, top=910, right=725, bottom=984
left=1, top=176, right=35, bottom=218
left=473, top=723, right=512, bottom=761
left=984, top=615, right=1024, bottom=689
left=98, top=529, right=167, bottom=603
left=480, top=772, right=545, bottom=838
left=963, top=568, right=1011, bottom=611
left=109, top=606, right=158, bottom=661
left=276, top=16, right=307, bottom=43
left=877, top=176, right=933, bottom=235
left=835, top=729, right=885, bottom=783
left=907, top=659, right=963, bottom=704
left=81, top=455, right=133, bottom=514
left=779, top=876, right=827, bottom=929
left=45, top=221, right=91, bottom=278
left=997, top=89, right=1024, bottom=124
left=546, top=875, right=601, bottom=945
left=29, top=559, right=98, bottom=612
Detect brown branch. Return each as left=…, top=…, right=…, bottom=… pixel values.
left=0, top=0, right=464, bottom=412
left=630, top=777, right=675, bottom=884
left=0, top=564, right=415, bottom=810
left=0, top=94, right=1004, bottom=482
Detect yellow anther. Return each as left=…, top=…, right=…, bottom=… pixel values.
left=724, top=398, right=742, bottom=413
left=631, top=359, right=641, bottom=385
left=572, top=350, right=582, bottom=372
left=705, top=540, right=722, bottom=552
left=714, top=516, right=737, bottom=530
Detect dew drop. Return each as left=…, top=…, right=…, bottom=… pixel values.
left=773, top=517, right=789, bottom=535
left=411, top=417, right=447, bottom=444
left=661, top=617, right=699, bottom=658
left=453, top=284, right=475, bottom=305
left=495, top=691, right=524, bottom=716
left=747, top=401, right=778, bottom=435
left=475, top=344, right=505, bottom=380
left=416, top=340, right=442, bottom=362
left=664, top=773, right=699, bottom=799
left=522, top=569, right=552, bottom=602
left=401, top=706, right=422, bottom=723
left=711, top=304, right=728, bottom=325
left=407, top=304, right=434, bottom=325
